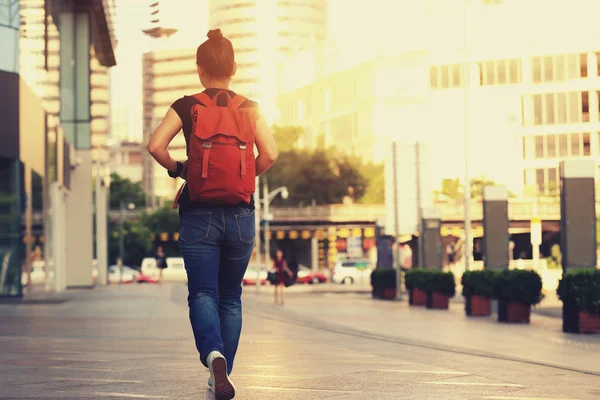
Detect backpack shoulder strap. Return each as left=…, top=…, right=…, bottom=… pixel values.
left=192, top=92, right=214, bottom=107
left=230, top=95, right=248, bottom=109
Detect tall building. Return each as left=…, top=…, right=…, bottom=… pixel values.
left=209, top=0, right=327, bottom=118
left=0, top=0, right=116, bottom=296
left=139, top=0, right=327, bottom=207
left=276, top=0, right=600, bottom=195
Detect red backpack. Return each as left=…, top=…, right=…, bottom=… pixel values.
left=174, top=91, right=256, bottom=207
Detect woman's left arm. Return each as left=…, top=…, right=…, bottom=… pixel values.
left=147, top=108, right=183, bottom=173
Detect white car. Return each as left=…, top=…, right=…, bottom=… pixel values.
left=331, top=260, right=372, bottom=284
left=108, top=265, right=140, bottom=284
left=141, top=257, right=187, bottom=282
left=242, top=263, right=268, bottom=285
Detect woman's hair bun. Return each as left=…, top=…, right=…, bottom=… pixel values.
left=207, top=29, right=224, bottom=40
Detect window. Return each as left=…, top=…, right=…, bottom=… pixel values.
left=559, top=134, right=569, bottom=157
left=582, top=91, right=589, bottom=122
left=548, top=168, right=558, bottom=184
left=580, top=53, right=588, bottom=78
left=570, top=133, right=582, bottom=156
left=544, top=93, right=555, bottom=125
left=566, top=53, right=579, bottom=79
left=546, top=134, right=556, bottom=158
left=536, top=169, right=545, bottom=190
left=555, top=54, right=565, bottom=81
left=509, top=59, right=520, bottom=83
left=485, top=61, right=494, bottom=85
left=497, top=60, right=507, bottom=84
left=452, top=65, right=462, bottom=88
left=532, top=57, right=542, bottom=83
left=429, top=67, right=438, bottom=88
left=583, top=133, right=591, bottom=156
left=535, top=136, right=544, bottom=159
left=533, top=95, right=543, bottom=125
left=430, top=64, right=462, bottom=89
left=556, top=92, right=567, bottom=124
left=568, top=91, right=581, bottom=123
left=441, top=65, right=449, bottom=88
left=543, top=55, right=554, bottom=81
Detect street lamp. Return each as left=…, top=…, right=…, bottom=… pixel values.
left=259, top=182, right=289, bottom=289
left=462, top=0, right=472, bottom=273
left=119, top=201, right=135, bottom=284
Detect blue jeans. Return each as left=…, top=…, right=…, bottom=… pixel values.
left=179, top=207, right=255, bottom=375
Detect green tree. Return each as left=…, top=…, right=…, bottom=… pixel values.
left=108, top=219, right=152, bottom=267
left=271, top=125, right=304, bottom=152
left=141, top=205, right=181, bottom=257
left=470, top=175, right=497, bottom=199
left=109, top=173, right=145, bottom=210
left=357, top=162, right=384, bottom=204
left=435, top=178, right=464, bottom=201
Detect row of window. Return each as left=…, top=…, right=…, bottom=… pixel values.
left=523, top=91, right=599, bottom=126
left=430, top=52, right=600, bottom=89
left=429, top=64, right=463, bottom=89
left=522, top=132, right=597, bottom=160
left=524, top=167, right=559, bottom=193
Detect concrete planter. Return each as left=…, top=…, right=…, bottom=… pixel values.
left=426, top=292, right=449, bottom=310
left=465, top=295, right=491, bottom=317
left=562, top=302, right=600, bottom=334
left=383, top=288, right=396, bottom=300
left=498, top=300, right=530, bottom=323
left=410, top=288, right=427, bottom=306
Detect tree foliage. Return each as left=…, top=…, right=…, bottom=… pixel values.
left=108, top=219, right=152, bottom=267
left=109, top=173, right=145, bottom=210
left=434, top=176, right=503, bottom=201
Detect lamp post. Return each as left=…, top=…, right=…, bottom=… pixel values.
left=462, top=0, right=472, bottom=273
left=261, top=181, right=289, bottom=288
left=119, top=200, right=135, bottom=284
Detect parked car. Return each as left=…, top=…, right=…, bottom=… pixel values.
left=243, top=263, right=268, bottom=285
left=296, top=265, right=327, bottom=284
left=108, top=265, right=139, bottom=284
left=331, top=260, right=372, bottom=284
left=141, top=257, right=187, bottom=282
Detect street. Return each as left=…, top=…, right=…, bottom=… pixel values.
left=0, top=283, right=599, bottom=399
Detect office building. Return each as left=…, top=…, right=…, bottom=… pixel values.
left=0, top=0, right=116, bottom=297
left=276, top=0, right=600, bottom=195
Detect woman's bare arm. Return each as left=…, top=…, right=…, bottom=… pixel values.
left=254, top=117, right=278, bottom=176
left=147, top=108, right=183, bottom=173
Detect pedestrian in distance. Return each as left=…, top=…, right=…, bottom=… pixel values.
left=273, top=249, right=293, bottom=305
left=155, top=245, right=167, bottom=283
left=147, top=29, right=278, bottom=400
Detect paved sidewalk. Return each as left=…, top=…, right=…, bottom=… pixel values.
left=0, top=283, right=598, bottom=399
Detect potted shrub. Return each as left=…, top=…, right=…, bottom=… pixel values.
left=423, top=271, right=456, bottom=310
left=370, top=268, right=397, bottom=300
left=405, top=269, right=427, bottom=306
left=461, top=270, right=498, bottom=317
left=557, top=268, right=600, bottom=334
left=493, top=269, right=543, bottom=323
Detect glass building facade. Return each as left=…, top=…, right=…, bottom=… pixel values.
left=0, top=0, right=23, bottom=296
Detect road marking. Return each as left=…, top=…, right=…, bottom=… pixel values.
left=50, top=357, right=109, bottom=362
left=49, top=366, right=122, bottom=372
left=246, top=386, right=358, bottom=394
left=61, top=392, right=167, bottom=399
left=233, top=374, right=297, bottom=379
left=423, top=381, right=524, bottom=387
left=484, top=397, right=579, bottom=400
left=54, top=377, right=144, bottom=384
left=377, top=369, right=470, bottom=375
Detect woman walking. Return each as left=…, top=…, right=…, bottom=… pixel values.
left=273, top=249, right=293, bottom=305
left=147, top=29, right=278, bottom=399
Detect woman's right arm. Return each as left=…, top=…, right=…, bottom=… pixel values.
left=254, top=117, right=278, bottom=176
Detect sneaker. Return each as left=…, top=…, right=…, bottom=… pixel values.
left=207, top=351, right=235, bottom=400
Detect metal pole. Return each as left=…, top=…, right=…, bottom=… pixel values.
left=254, top=176, right=262, bottom=291
left=463, top=0, right=472, bottom=273
left=263, top=181, right=271, bottom=272
left=119, top=200, right=124, bottom=284
left=415, top=141, right=424, bottom=268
